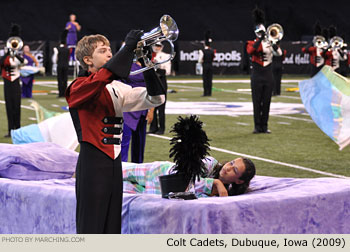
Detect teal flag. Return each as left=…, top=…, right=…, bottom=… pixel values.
left=299, top=66, right=350, bottom=150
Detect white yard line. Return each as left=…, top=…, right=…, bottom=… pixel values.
left=271, top=114, right=313, bottom=122
left=0, top=100, right=34, bottom=110
left=147, top=134, right=348, bottom=179
left=168, top=83, right=301, bottom=100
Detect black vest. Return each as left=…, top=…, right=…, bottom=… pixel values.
left=203, top=48, right=215, bottom=64
left=57, top=46, right=70, bottom=68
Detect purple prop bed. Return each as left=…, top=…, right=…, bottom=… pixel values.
left=0, top=143, right=350, bottom=234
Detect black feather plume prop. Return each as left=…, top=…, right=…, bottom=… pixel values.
left=252, top=6, right=265, bottom=26
left=329, top=25, right=337, bottom=39
left=169, top=115, right=210, bottom=184
left=322, top=28, right=329, bottom=41
left=313, top=21, right=322, bottom=36
left=9, top=23, right=21, bottom=37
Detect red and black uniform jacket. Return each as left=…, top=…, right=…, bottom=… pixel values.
left=246, top=38, right=282, bottom=67
left=302, top=46, right=324, bottom=67
left=66, top=52, right=165, bottom=159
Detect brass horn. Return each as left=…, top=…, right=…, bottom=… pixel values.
left=130, top=14, right=179, bottom=75
left=330, top=36, right=344, bottom=50
left=266, top=23, right=284, bottom=44
left=313, top=35, right=327, bottom=49
left=6, top=36, right=23, bottom=52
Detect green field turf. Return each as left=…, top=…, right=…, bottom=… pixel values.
left=1, top=75, right=349, bottom=179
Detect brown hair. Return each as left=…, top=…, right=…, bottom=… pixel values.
left=208, top=157, right=256, bottom=196
left=75, top=34, right=110, bottom=70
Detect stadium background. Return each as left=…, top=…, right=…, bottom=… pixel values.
left=0, top=0, right=349, bottom=75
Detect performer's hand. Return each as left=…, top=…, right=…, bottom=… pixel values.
left=146, top=108, right=154, bottom=124
left=272, top=43, right=278, bottom=51
left=260, top=31, right=266, bottom=40
left=124, top=30, right=144, bottom=50
left=211, top=179, right=228, bottom=197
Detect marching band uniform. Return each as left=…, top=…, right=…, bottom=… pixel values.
left=57, top=30, right=70, bottom=97
left=149, top=44, right=171, bottom=135
left=0, top=51, right=27, bottom=137
left=272, top=45, right=287, bottom=96
left=338, top=46, right=348, bottom=76
left=324, top=47, right=347, bottom=74
left=246, top=36, right=282, bottom=133
left=198, top=43, right=215, bottom=96
left=302, top=45, right=325, bottom=77
left=66, top=38, right=165, bottom=233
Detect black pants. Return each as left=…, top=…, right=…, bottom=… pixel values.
left=57, top=66, right=68, bottom=97
left=4, top=78, right=21, bottom=135
left=150, top=69, right=167, bottom=133
left=75, top=142, right=123, bottom=234
left=250, top=63, right=273, bottom=132
left=272, top=67, right=282, bottom=95
left=150, top=101, right=166, bottom=133
left=202, top=63, right=213, bottom=96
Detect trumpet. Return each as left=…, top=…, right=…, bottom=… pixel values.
left=6, top=36, right=23, bottom=56
left=130, top=14, right=179, bottom=75
left=313, top=35, right=327, bottom=49
left=266, top=23, right=283, bottom=44
left=330, top=36, right=344, bottom=50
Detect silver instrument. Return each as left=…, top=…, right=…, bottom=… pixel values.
left=266, top=23, right=283, bottom=44
left=6, top=36, right=23, bottom=56
left=313, top=35, right=327, bottom=49
left=130, top=14, right=179, bottom=75
left=330, top=36, right=344, bottom=50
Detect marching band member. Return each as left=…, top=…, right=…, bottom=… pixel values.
left=148, top=42, right=171, bottom=135
left=246, top=7, right=282, bottom=134
left=52, top=30, right=70, bottom=97
left=301, top=21, right=326, bottom=77
left=272, top=41, right=287, bottom=96
left=20, top=45, right=39, bottom=98
left=323, top=26, right=347, bottom=74
left=198, top=39, right=215, bottom=97
left=0, top=24, right=27, bottom=138
left=338, top=42, right=348, bottom=76
left=66, top=31, right=165, bottom=233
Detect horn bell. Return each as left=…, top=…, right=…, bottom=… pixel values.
left=267, top=23, right=283, bottom=43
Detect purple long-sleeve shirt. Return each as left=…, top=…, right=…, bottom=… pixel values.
left=122, top=63, right=148, bottom=131
left=65, top=21, right=78, bottom=46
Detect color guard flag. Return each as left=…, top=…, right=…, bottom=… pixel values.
left=11, top=101, right=78, bottom=150
left=299, top=65, right=350, bottom=150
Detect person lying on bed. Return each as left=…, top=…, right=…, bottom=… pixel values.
left=122, top=156, right=256, bottom=197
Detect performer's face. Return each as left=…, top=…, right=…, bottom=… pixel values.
left=153, top=45, right=163, bottom=53
left=84, top=41, right=112, bottom=73
left=219, top=158, right=246, bottom=184
left=23, top=45, right=30, bottom=54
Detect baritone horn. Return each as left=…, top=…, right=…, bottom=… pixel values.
left=6, top=36, right=23, bottom=56
left=130, top=14, right=179, bottom=75
left=330, top=36, right=344, bottom=50
left=313, top=35, right=327, bottom=49
left=267, top=23, right=284, bottom=44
